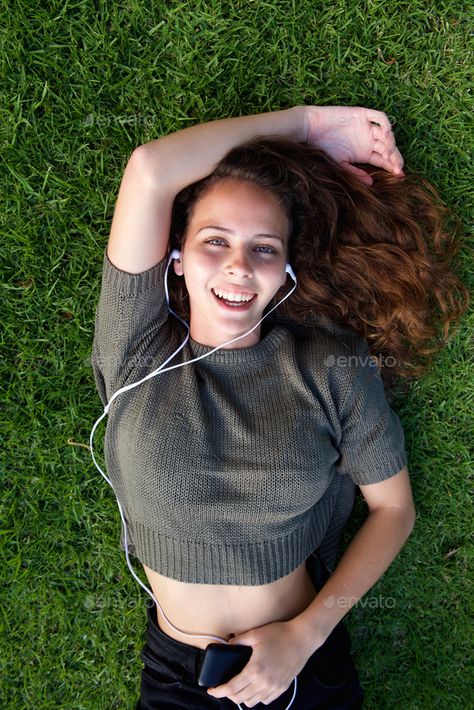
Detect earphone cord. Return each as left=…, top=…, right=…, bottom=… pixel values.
left=89, top=253, right=298, bottom=708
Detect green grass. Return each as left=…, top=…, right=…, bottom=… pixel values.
left=1, top=0, right=472, bottom=708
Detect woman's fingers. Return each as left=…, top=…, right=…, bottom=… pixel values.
left=381, top=134, right=404, bottom=172
left=390, top=147, right=405, bottom=174
left=372, top=138, right=392, bottom=158
left=368, top=149, right=404, bottom=174
left=239, top=690, right=261, bottom=707
left=366, top=109, right=392, bottom=131
left=368, top=152, right=391, bottom=169
left=372, top=126, right=396, bottom=155
left=371, top=125, right=404, bottom=172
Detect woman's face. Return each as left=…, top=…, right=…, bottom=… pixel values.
left=174, top=178, right=290, bottom=348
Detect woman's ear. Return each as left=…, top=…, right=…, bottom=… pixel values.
left=173, top=257, right=183, bottom=276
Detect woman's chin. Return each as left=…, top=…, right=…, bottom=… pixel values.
left=190, top=320, right=263, bottom=349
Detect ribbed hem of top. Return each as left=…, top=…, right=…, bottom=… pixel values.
left=188, top=326, right=288, bottom=364
left=101, top=247, right=168, bottom=296
left=129, top=512, right=334, bottom=585
left=350, top=449, right=408, bottom=486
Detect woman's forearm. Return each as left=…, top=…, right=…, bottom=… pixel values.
left=290, top=506, right=416, bottom=655
left=138, top=105, right=307, bottom=194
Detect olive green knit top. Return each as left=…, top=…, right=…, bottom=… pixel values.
left=91, top=248, right=407, bottom=585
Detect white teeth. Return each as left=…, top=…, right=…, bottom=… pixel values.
left=212, top=288, right=254, bottom=303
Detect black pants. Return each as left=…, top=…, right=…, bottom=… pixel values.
left=136, top=554, right=364, bottom=709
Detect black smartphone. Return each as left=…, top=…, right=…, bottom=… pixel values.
left=198, top=643, right=253, bottom=687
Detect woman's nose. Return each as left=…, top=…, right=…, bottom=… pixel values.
left=224, top=250, right=253, bottom=278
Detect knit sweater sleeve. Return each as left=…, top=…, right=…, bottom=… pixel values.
left=335, top=337, right=408, bottom=485
left=91, top=247, right=170, bottom=406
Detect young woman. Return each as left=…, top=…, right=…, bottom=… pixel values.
left=91, top=105, right=466, bottom=709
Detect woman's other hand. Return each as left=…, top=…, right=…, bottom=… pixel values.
left=206, top=618, right=323, bottom=707
left=304, top=105, right=405, bottom=185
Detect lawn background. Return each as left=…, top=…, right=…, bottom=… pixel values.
left=2, top=1, right=472, bottom=708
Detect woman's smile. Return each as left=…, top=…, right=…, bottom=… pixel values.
left=211, top=287, right=257, bottom=309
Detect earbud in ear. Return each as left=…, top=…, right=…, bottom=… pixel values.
left=285, top=263, right=297, bottom=283
left=170, top=249, right=181, bottom=261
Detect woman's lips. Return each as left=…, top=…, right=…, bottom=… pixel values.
left=211, top=289, right=257, bottom=310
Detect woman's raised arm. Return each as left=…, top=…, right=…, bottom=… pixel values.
left=106, top=105, right=402, bottom=274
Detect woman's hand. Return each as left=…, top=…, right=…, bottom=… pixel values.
left=304, top=105, right=404, bottom=185
left=206, top=618, right=323, bottom=708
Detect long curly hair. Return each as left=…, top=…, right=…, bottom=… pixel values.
left=167, top=136, right=468, bottom=381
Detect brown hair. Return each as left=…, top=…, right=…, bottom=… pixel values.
left=167, top=137, right=468, bottom=381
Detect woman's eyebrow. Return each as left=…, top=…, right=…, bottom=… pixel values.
left=197, top=225, right=284, bottom=243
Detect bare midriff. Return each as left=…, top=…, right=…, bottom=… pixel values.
left=142, top=560, right=318, bottom=650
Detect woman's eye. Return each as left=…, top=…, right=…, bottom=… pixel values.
left=255, top=245, right=276, bottom=254
left=205, top=238, right=226, bottom=246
